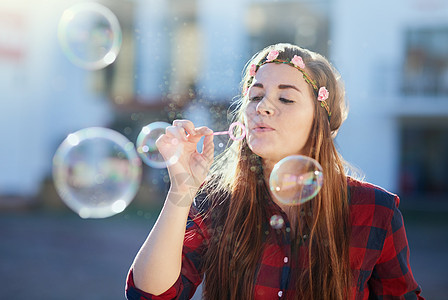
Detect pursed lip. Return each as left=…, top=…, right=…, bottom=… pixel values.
left=251, top=123, right=275, bottom=132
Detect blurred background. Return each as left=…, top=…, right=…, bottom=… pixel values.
left=1, top=0, right=447, bottom=299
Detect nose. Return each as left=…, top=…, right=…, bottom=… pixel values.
left=256, top=97, right=275, bottom=116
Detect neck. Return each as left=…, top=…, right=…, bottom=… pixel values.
left=261, top=158, right=276, bottom=186
left=262, top=158, right=295, bottom=219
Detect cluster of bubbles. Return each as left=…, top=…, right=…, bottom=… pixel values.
left=53, top=4, right=324, bottom=220
left=52, top=122, right=178, bottom=219
left=53, top=124, right=324, bottom=219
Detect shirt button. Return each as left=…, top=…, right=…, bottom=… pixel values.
left=278, top=290, right=283, bottom=297
left=283, top=256, right=288, bottom=263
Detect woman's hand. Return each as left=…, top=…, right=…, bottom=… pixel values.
left=156, top=120, right=214, bottom=204
left=132, top=120, right=214, bottom=292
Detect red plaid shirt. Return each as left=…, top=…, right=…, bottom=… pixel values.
left=126, top=177, right=424, bottom=299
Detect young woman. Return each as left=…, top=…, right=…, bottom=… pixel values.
left=126, top=43, right=424, bottom=299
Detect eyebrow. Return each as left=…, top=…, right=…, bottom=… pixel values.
left=278, top=84, right=301, bottom=93
left=252, top=83, right=302, bottom=93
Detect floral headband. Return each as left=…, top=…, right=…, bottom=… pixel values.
left=247, top=50, right=331, bottom=119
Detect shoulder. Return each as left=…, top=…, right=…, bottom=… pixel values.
left=347, top=176, right=399, bottom=210
left=347, top=176, right=400, bottom=232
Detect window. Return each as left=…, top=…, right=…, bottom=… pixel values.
left=399, top=118, right=448, bottom=201
left=245, top=1, right=330, bottom=59
left=92, top=0, right=136, bottom=105
left=402, top=27, right=448, bottom=96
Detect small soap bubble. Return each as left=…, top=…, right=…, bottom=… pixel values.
left=57, top=2, right=122, bottom=70
left=136, top=122, right=182, bottom=168
left=52, top=127, right=142, bottom=219
left=270, top=215, right=285, bottom=229
left=269, top=155, right=323, bottom=206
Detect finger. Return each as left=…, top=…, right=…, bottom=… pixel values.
left=155, top=133, right=170, bottom=149
left=156, top=131, right=183, bottom=149
left=166, top=125, right=188, bottom=142
left=195, top=126, right=213, bottom=135
left=173, top=120, right=196, bottom=136
left=185, top=126, right=212, bottom=144
left=191, top=126, right=213, bottom=140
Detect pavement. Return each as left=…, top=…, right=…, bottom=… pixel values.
left=0, top=206, right=447, bottom=300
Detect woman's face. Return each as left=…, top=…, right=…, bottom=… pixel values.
left=243, top=63, right=315, bottom=165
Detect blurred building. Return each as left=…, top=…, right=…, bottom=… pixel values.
left=0, top=0, right=114, bottom=206
left=0, top=0, right=447, bottom=209
left=332, top=0, right=448, bottom=209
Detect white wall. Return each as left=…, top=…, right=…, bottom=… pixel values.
left=332, top=0, right=448, bottom=192
left=134, top=0, right=169, bottom=102
left=197, top=0, right=249, bottom=102
left=0, top=1, right=112, bottom=198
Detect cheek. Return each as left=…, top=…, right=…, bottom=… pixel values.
left=243, top=103, right=256, bottom=122
left=284, top=111, right=314, bottom=138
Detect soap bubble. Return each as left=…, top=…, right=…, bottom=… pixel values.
left=136, top=121, right=182, bottom=168
left=57, top=2, right=122, bottom=70
left=269, top=155, right=323, bottom=206
left=53, top=127, right=141, bottom=218
left=270, top=215, right=285, bottom=229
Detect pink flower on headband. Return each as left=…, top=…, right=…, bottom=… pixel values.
left=249, top=64, right=257, bottom=76
left=291, top=55, right=306, bottom=69
left=266, top=50, right=279, bottom=62
left=317, top=87, right=329, bottom=101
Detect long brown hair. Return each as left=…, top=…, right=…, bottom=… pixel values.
left=199, top=43, right=351, bottom=299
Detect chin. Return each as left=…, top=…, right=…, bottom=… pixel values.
left=248, top=144, right=280, bottom=162
left=248, top=143, right=269, bottom=158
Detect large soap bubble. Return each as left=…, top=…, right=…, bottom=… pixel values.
left=57, top=2, right=122, bottom=70
left=53, top=127, right=141, bottom=218
left=269, top=155, right=323, bottom=206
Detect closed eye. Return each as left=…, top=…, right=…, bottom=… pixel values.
left=249, top=96, right=263, bottom=102
left=249, top=96, right=294, bottom=104
left=279, top=97, right=294, bottom=104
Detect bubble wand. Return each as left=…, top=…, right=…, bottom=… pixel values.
left=212, top=122, right=246, bottom=141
